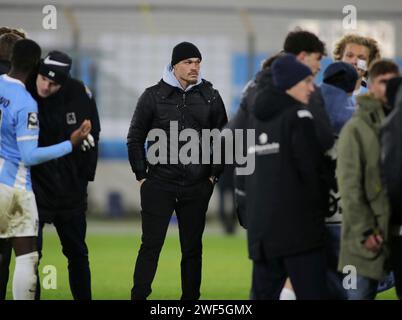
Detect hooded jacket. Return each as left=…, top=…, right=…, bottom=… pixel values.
left=321, top=83, right=355, bottom=136
left=246, top=86, right=326, bottom=259
left=337, top=93, right=391, bottom=280
left=127, top=65, right=227, bottom=186
left=225, top=68, right=268, bottom=228
left=229, top=68, right=334, bottom=229
left=256, top=69, right=334, bottom=153
left=29, top=77, right=100, bottom=221
left=381, top=87, right=402, bottom=224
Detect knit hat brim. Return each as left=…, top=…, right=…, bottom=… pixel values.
left=38, top=50, right=72, bottom=85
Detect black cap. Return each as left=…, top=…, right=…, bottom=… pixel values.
left=38, top=50, right=72, bottom=85
left=171, top=42, right=202, bottom=67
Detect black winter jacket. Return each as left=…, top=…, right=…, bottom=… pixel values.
left=226, top=69, right=269, bottom=228
left=381, top=87, right=402, bottom=224
left=255, top=69, right=334, bottom=153
left=228, top=68, right=334, bottom=229
left=127, top=79, right=227, bottom=186
left=29, top=78, right=100, bottom=220
left=246, top=86, right=326, bottom=260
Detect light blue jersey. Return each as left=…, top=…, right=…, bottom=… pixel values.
left=0, top=74, right=72, bottom=191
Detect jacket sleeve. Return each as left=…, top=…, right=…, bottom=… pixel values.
left=86, top=96, right=101, bottom=181
left=18, top=139, right=72, bottom=167
left=127, top=90, right=154, bottom=181
left=336, top=122, right=377, bottom=243
left=226, top=81, right=253, bottom=131
left=290, top=109, right=322, bottom=206
left=16, top=101, right=73, bottom=166
left=332, top=96, right=355, bottom=135
left=210, top=90, right=228, bottom=178
left=68, top=84, right=101, bottom=182
left=308, top=87, right=335, bottom=152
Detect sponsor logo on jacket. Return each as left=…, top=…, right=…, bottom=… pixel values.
left=66, top=112, right=77, bottom=125
left=247, top=132, right=280, bottom=155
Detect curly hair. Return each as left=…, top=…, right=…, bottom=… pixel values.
left=0, top=26, right=27, bottom=39
left=333, top=34, right=381, bottom=66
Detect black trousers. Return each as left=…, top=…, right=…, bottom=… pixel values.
left=390, top=235, right=402, bottom=300
left=131, top=178, right=214, bottom=300
left=252, top=247, right=328, bottom=300
left=36, top=210, right=91, bottom=300
left=0, top=239, right=12, bottom=300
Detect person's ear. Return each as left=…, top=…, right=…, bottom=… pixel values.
left=296, top=51, right=307, bottom=63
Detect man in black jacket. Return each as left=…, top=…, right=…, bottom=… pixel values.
left=247, top=54, right=327, bottom=300
left=29, top=51, right=100, bottom=300
left=230, top=30, right=332, bottom=231
left=228, top=30, right=332, bottom=300
left=382, top=77, right=402, bottom=299
left=127, top=42, right=227, bottom=300
left=226, top=55, right=278, bottom=230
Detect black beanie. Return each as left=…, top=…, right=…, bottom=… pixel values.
left=386, top=77, right=402, bottom=109
left=323, top=62, right=358, bottom=94
left=38, top=50, right=72, bottom=85
left=271, top=54, right=312, bottom=91
left=171, top=42, right=202, bottom=67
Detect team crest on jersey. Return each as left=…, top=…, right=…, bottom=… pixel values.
left=66, top=112, right=77, bottom=125
left=27, top=112, right=39, bottom=129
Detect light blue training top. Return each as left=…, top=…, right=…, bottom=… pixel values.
left=0, top=74, right=72, bottom=191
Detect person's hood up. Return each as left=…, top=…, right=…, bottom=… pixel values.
left=321, top=82, right=355, bottom=134
left=323, top=61, right=358, bottom=94
left=253, top=85, right=300, bottom=121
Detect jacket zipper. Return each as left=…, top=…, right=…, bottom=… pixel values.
left=181, top=92, right=186, bottom=175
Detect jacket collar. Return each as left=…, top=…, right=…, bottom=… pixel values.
left=355, top=93, right=386, bottom=133
left=157, top=67, right=211, bottom=101
left=2, top=74, right=25, bottom=88
left=161, top=63, right=202, bottom=92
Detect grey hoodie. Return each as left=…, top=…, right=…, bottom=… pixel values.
left=162, top=63, right=202, bottom=92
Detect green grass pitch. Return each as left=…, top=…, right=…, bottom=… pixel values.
left=5, top=221, right=397, bottom=300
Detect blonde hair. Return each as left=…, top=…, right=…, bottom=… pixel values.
left=333, top=34, right=381, bottom=66
left=0, top=27, right=27, bottom=39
